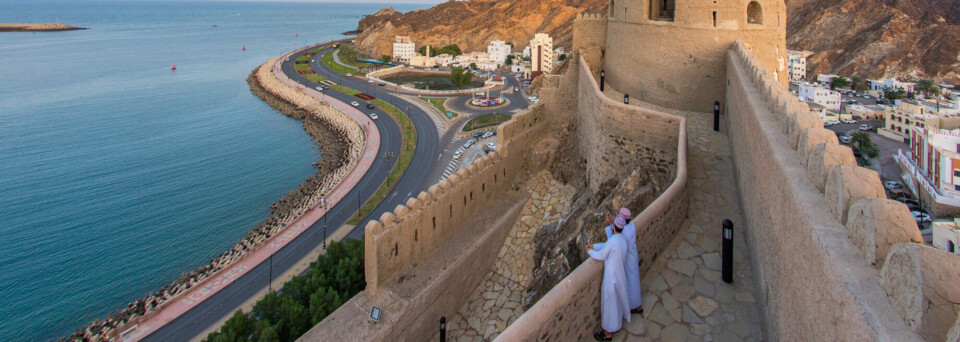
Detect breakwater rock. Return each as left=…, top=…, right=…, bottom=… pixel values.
left=64, top=58, right=365, bottom=341
left=0, top=23, right=86, bottom=32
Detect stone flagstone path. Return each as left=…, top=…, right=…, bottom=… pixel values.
left=441, top=170, right=576, bottom=341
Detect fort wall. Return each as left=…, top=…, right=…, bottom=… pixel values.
left=602, top=0, right=786, bottom=113
left=724, top=41, right=942, bottom=341
left=495, top=55, right=689, bottom=341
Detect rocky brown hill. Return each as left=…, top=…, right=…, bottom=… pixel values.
left=355, top=0, right=959, bottom=83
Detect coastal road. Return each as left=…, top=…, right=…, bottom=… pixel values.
left=142, top=39, right=428, bottom=341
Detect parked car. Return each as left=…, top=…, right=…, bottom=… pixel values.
left=884, top=181, right=903, bottom=190
left=911, top=211, right=932, bottom=222
left=515, top=86, right=520, bottom=92
left=481, top=131, right=494, bottom=139
left=489, top=130, right=497, bottom=136
left=350, top=101, right=359, bottom=107
left=366, top=103, right=375, bottom=109
left=863, top=94, right=870, bottom=98
left=473, top=131, right=485, bottom=138
left=453, top=150, right=462, bottom=158
left=858, top=124, right=873, bottom=131
left=825, top=120, right=840, bottom=126
left=346, top=73, right=353, bottom=77
left=486, top=142, right=496, bottom=149
left=839, top=136, right=852, bottom=144
left=378, top=82, right=387, bottom=86
left=842, top=119, right=857, bottom=124
left=464, top=139, right=476, bottom=148
left=369, top=113, right=378, bottom=120
left=852, top=148, right=862, bottom=158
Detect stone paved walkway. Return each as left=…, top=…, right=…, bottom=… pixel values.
left=603, top=88, right=766, bottom=341
left=442, top=170, right=576, bottom=341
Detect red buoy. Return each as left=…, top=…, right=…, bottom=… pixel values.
left=295, top=32, right=298, bottom=36
left=171, top=64, right=176, bottom=70
left=242, top=45, right=246, bottom=51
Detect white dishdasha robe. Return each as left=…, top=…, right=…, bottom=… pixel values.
left=607, top=221, right=642, bottom=310
left=589, top=233, right=631, bottom=332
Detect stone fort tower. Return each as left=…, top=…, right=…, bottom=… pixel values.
left=589, top=0, right=787, bottom=112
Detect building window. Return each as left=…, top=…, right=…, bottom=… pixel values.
left=950, top=240, right=957, bottom=254
left=650, top=0, right=675, bottom=21
left=955, top=185, right=960, bottom=191
left=747, top=2, right=763, bottom=24
left=955, top=170, right=960, bottom=177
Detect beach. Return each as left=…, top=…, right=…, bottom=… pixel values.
left=0, top=23, right=86, bottom=31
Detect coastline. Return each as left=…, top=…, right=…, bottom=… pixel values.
left=65, top=57, right=366, bottom=341
left=0, top=23, right=86, bottom=32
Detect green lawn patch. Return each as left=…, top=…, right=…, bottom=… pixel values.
left=421, top=97, right=457, bottom=118
left=304, top=73, right=327, bottom=82
left=322, top=50, right=365, bottom=76
left=295, top=63, right=311, bottom=71
left=463, top=114, right=511, bottom=131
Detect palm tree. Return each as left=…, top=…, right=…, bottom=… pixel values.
left=851, top=75, right=868, bottom=92
left=850, top=132, right=879, bottom=158
left=830, top=77, right=850, bottom=90
left=916, top=79, right=941, bottom=98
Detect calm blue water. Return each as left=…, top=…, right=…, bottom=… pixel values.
left=0, top=1, right=420, bottom=340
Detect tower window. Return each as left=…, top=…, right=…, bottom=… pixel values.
left=713, top=11, right=717, bottom=27
left=650, top=0, right=675, bottom=21
left=747, top=2, right=763, bottom=25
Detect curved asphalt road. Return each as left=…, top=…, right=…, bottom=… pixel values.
left=143, top=39, right=437, bottom=341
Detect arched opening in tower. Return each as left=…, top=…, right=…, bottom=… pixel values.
left=747, top=1, right=763, bottom=25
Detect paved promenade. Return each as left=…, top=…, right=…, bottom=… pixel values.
left=118, top=42, right=379, bottom=341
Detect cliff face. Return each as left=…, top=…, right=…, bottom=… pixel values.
left=354, top=0, right=607, bottom=57
left=787, top=0, right=960, bottom=83
left=355, top=0, right=960, bottom=83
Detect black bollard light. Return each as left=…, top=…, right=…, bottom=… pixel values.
left=440, top=316, right=447, bottom=342
left=623, top=93, right=629, bottom=105
left=713, top=101, right=721, bottom=132
left=600, top=69, right=605, bottom=92
left=722, top=219, right=734, bottom=284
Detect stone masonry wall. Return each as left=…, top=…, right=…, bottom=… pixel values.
left=495, top=56, right=689, bottom=341
left=724, top=41, right=939, bottom=341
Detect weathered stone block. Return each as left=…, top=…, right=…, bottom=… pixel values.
left=881, top=243, right=960, bottom=341
left=365, top=220, right=383, bottom=236
left=393, top=204, right=410, bottom=220
left=846, top=199, right=923, bottom=268
left=789, top=110, right=824, bottom=150
left=419, top=190, right=434, bottom=203
left=406, top=197, right=421, bottom=211
left=824, top=165, right=885, bottom=224
left=379, top=212, right=397, bottom=227
left=806, top=144, right=856, bottom=192
left=798, top=128, right=839, bottom=167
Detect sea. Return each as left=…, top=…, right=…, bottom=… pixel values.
left=0, top=1, right=421, bottom=340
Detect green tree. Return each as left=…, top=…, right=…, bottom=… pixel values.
left=440, top=44, right=462, bottom=56
left=558, top=54, right=567, bottom=61
left=830, top=76, right=850, bottom=90
left=505, top=55, right=514, bottom=65
left=916, top=79, right=941, bottom=98
left=851, top=132, right=879, bottom=159
left=379, top=55, right=392, bottom=63
left=884, top=88, right=906, bottom=100
left=851, top=75, right=868, bottom=92
left=906, top=91, right=917, bottom=100
left=450, top=67, right=474, bottom=89
left=469, top=62, right=477, bottom=69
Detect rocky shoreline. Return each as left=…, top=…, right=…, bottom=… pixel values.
left=0, top=23, right=86, bottom=32
left=64, top=58, right=365, bottom=341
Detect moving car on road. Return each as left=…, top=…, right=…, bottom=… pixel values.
left=366, top=103, right=375, bottom=109
left=350, top=101, right=360, bottom=107
left=369, top=113, right=378, bottom=120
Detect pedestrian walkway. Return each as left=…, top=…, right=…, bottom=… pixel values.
left=442, top=170, right=577, bottom=341
left=601, top=87, right=765, bottom=341
left=331, top=49, right=359, bottom=71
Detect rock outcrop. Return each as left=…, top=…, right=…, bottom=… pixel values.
left=354, top=0, right=960, bottom=83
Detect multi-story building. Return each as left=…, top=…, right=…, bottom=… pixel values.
left=529, top=33, right=554, bottom=76
left=847, top=104, right=888, bottom=121
left=798, top=83, right=841, bottom=112
left=869, top=78, right=916, bottom=94
left=898, top=119, right=960, bottom=216
left=787, top=50, right=806, bottom=81
left=393, top=36, right=416, bottom=63
left=434, top=53, right=453, bottom=67
left=487, top=40, right=510, bottom=66
left=522, top=46, right=531, bottom=58
left=817, top=74, right=840, bottom=86
left=880, top=101, right=942, bottom=143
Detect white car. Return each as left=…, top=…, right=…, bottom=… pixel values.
left=350, top=101, right=360, bottom=107
left=825, top=120, right=840, bottom=126
left=842, top=119, right=857, bottom=124
left=481, top=132, right=494, bottom=139
left=486, top=142, right=496, bottom=149
left=863, top=94, right=870, bottom=98
left=883, top=181, right=903, bottom=190
left=369, top=113, right=378, bottom=120
left=453, top=150, right=463, bottom=158
left=464, top=139, right=476, bottom=148
left=316, top=86, right=324, bottom=91
left=911, top=211, right=932, bottom=223
left=839, top=136, right=852, bottom=144
left=859, top=124, right=873, bottom=131
left=346, top=73, right=353, bottom=77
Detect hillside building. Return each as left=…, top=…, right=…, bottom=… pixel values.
left=434, top=53, right=453, bottom=67
left=487, top=40, right=510, bottom=66
left=880, top=101, right=944, bottom=143
left=899, top=120, right=960, bottom=216
left=817, top=74, right=840, bottom=86
left=393, top=36, right=415, bottom=63
left=528, top=33, right=554, bottom=76
left=847, top=104, right=888, bottom=121
left=869, top=78, right=916, bottom=94
left=798, top=83, right=840, bottom=112
left=787, top=50, right=806, bottom=81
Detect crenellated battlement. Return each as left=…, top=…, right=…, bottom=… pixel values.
left=727, top=41, right=960, bottom=341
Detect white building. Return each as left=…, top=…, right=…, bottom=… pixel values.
left=393, top=36, right=415, bottom=63
left=529, top=33, right=554, bottom=75
left=817, top=74, right=840, bottom=86
left=932, top=219, right=960, bottom=254
left=434, top=53, right=453, bottom=67
left=787, top=50, right=806, bottom=82
left=869, top=78, right=916, bottom=94
left=799, top=83, right=841, bottom=111
left=898, top=120, right=960, bottom=216
left=522, top=46, right=531, bottom=58
left=487, top=40, right=511, bottom=66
